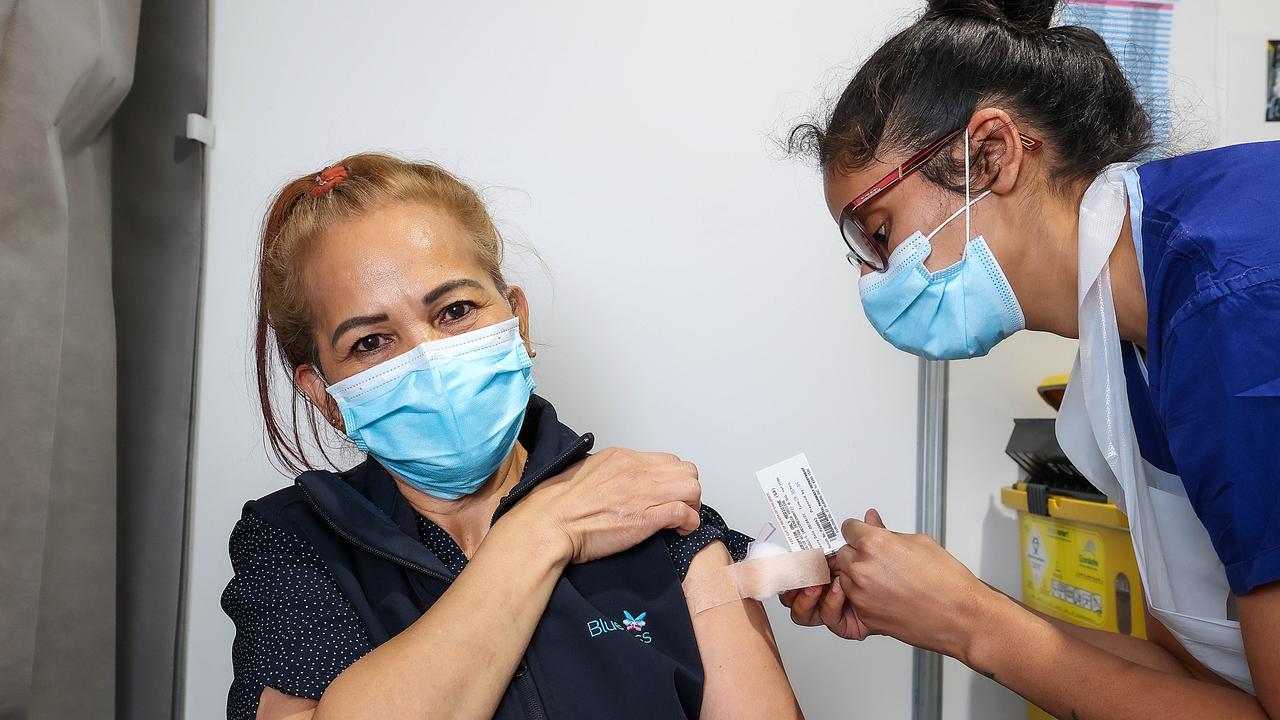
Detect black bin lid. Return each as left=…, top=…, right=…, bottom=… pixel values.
left=1005, top=418, right=1105, bottom=502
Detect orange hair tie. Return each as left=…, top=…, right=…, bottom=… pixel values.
left=309, top=164, right=349, bottom=196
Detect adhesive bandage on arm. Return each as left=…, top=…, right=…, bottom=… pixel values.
left=685, top=453, right=843, bottom=614
left=685, top=540, right=832, bottom=615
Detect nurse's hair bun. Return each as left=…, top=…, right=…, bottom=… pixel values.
left=925, top=0, right=1057, bottom=33
left=789, top=0, right=1152, bottom=191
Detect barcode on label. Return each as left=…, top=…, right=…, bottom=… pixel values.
left=817, top=512, right=838, bottom=541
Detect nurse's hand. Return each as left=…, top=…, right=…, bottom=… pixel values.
left=778, top=508, right=882, bottom=640
left=777, top=562, right=872, bottom=641
left=514, top=447, right=703, bottom=565
left=830, top=509, right=998, bottom=660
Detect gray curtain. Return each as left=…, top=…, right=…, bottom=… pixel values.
left=0, top=1, right=137, bottom=718
left=111, top=0, right=207, bottom=715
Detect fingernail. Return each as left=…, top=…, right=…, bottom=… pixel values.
left=830, top=579, right=842, bottom=595
left=805, top=586, right=820, bottom=596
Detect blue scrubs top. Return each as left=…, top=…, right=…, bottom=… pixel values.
left=1121, top=141, right=1280, bottom=596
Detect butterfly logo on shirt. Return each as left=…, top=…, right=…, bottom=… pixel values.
left=586, top=610, right=652, bottom=644
left=622, top=610, right=646, bottom=632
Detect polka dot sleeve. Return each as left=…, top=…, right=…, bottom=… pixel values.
left=661, top=504, right=752, bottom=580
left=221, top=512, right=372, bottom=720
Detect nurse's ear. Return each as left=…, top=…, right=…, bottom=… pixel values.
left=966, top=107, right=1028, bottom=197
left=296, top=363, right=345, bottom=433
left=506, top=286, right=536, bottom=359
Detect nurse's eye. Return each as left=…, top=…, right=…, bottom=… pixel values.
left=872, top=222, right=890, bottom=247
left=351, top=334, right=387, bottom=354
left=439, top=301, right=476, bottom=324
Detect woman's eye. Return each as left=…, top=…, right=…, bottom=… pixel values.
left=440, top=301, right=475, bottom=323
left=872, top=223, right=890, bottom=247
left=352, top=335, right=385, bottom=354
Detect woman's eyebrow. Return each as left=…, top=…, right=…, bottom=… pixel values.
left=331, top=314, right=389, bottom=349
left=421, top=278, right=484, bottom=307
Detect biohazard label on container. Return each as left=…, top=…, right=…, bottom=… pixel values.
left=1026, top=525, right=1048, bottom=588
left=1021, top=515, right=1108, bottom=628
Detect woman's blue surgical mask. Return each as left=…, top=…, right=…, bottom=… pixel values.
left=325, top=317, right=535, bottom=499
left=857, top=130, right=1024, bottom=360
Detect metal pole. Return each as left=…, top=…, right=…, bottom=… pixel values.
left=912, top=357, right=949, bottom=720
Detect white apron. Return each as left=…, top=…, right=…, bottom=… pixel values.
left=1055, top=164, right=1254, bottom=693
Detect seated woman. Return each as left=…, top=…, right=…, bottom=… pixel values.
left=222, top=153, right=803, bottom=720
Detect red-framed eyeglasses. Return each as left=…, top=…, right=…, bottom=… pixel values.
left=839, top=126, right=1042, bottom=272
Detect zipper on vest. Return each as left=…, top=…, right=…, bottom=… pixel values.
left=302, top=484, right=549, bottom=718
left=513, top=659, right=547, bottom=720
left=490, top=434, right=593, bottom=526
left=298, top=483, right=453, bottom=584
left=491, top=437, right=589, bottom=720
left=302, top=436, right=585, bottom=720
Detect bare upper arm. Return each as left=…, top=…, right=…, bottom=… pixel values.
left=681, top=541, right=804, bottom=720
left=256, top=686, right=318, bottom=720
left=1239, top=580, right=1280, bottom=717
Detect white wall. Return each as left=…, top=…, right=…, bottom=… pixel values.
left=186, top=2, right=925, bottom=719
left=1216, top=0, right=1280, bottom=145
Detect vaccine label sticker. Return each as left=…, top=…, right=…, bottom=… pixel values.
left=756, top=453, right=844, bottom=555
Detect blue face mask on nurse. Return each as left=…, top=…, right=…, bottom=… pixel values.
left=828, top=126, right=1043, bottom=360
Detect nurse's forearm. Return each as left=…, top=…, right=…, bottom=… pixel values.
left=964, top=593, right=1266, bottom=720
left=312, top=518, right=569, bottom=720
left=1013, top=598, right=1193, bottom=677
left=982, top=582, right=1190, bottom=676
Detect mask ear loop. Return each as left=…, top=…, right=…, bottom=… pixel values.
left=305, top=365, right=344, bottom=431
left=921, top=131, right=988, bottom=245
left=964, top=127, right=972, bottom=242
left=923, top=128, right=990, bottom=244
left=313, top=362, right=330, bottom=388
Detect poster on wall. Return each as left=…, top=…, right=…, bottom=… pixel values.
left=1061, top=0, right=1177, bottom=151
left=1268, top=40, right=1280, bottom=122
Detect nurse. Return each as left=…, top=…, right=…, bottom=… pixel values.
left=781, top=0, right=1280, bottom=717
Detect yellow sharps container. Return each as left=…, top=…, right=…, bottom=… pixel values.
left=1000, top=375, right=1146, bottom=720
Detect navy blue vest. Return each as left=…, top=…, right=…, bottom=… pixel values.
left=245, top=396, right=705, bottom=718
